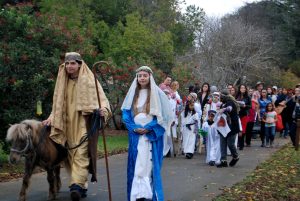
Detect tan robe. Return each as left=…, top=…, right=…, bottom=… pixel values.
left=66, top=79, right=89, bottom=188
left=49, top=62, right=111, bottom=185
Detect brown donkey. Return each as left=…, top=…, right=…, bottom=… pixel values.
left=6, top=119, right=68, bottom=201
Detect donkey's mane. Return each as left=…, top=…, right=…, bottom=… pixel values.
left=6, top=119, right=42, bottom=142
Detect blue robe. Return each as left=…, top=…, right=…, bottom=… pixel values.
left=122, top=109, right=165, bottom=201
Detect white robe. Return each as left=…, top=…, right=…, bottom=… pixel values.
left=131, top=89, right=153, bottom=200
left=202, top=121, right=221, bottom=164
left=181, top=112, right=199, bottom=154
left=163, top=97, right=177, bottom=156
left=194, top=102, right=202, bottom=128
left=171, top=91, right=182, bottom=138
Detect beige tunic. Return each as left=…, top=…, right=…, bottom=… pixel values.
left=66, top=78, right=89, bottom=188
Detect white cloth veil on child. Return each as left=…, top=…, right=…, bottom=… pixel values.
left=121, top=66, right=174, bottom=132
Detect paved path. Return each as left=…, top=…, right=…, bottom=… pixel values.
left=0, top=138, right=289, bottom=201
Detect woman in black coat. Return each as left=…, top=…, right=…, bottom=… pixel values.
left=198, top=82, right=210, bottom=111
left=236, top=85, right=251, bottom=150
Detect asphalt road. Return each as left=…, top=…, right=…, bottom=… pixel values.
left=0, top=138, right=289, bottom=201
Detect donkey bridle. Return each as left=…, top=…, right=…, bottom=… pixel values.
left=10, top=130, right=33, bottom=157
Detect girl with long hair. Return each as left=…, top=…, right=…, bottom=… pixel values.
left=258, top=89, right=272, bottom=147
left=235, top=85, right=251, bottom=150
left=198, top=82, right=210, bottom=111
left=121, top=66, right=173, bottom=201
left=262, top=103, right=277, bottom=147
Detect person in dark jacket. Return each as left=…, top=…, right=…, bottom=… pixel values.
left=280, top=89, right=295, bottom=138
left=216, top=89, right=240, bottom=168
left=236, top=85, right=251, bottom=150
left=290, top=89, right=300, bottom=146
left=198, top=82, right=210, bottom=111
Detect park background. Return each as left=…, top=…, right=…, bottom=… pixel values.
left=0, top=0, right=299, bottom=172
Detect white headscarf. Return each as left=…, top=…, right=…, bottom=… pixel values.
left=121, top=66, right=174, bottom=132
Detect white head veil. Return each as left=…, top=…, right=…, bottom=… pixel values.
left=121, top=66, right=174, bottom=132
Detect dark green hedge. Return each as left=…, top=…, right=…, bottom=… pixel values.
left=0, top=4, right=97, bottom=146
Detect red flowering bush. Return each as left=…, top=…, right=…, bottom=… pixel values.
left=171, top=65, right=197, bottom=94
left=95, top=59, right=163, bottom=129
left=0, top=3, right=196, bottom=145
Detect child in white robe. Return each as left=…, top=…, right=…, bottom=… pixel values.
left=181, top=100, right=199, bottom=159
left=202, top=110, right=221, bottom=166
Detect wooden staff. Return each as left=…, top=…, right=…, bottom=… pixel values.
left=92, top=61, right=112, bottom=201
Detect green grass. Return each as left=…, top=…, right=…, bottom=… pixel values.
left=214, top=144, right=300, bottom=201
left=0, top=143, right=25, bottom=182
left=0, top=143, right=7, bottom=163
left=97, top=135, right=128, bottom=157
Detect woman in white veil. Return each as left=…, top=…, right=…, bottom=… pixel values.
left=121, top=66, right=173, bottom=201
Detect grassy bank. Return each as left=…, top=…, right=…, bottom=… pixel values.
left=214, top=144, right=300, bottom=201
left=98, top=135, right=128, bottom=157
left=0, top=134, right=128, bottom=182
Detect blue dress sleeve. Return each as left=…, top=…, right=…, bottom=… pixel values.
left=122, top=109, right=142, bottom=133
left=143, top=117, right=165, bottom=142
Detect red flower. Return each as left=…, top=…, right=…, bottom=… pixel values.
left=25, top=34, right=33, bottom=40
left=21, top=54, right=29, bottom=62
left=34, top=12, right=42, bottom=17
left=8, top=78, right=16, bottom=84
left=91, top=51, right=98, bottom=58
left=0, top=18, right=6, bottom=26
left=43, top=90, right=49, bottom=97
left=3, top=55, right=11, bottom=64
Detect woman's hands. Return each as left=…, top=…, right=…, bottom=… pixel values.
left=134, top=128, right=149, bottom=135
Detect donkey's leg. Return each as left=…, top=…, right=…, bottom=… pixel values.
left=54, top=165, right=62, bottom=192
left=19, top=159, right=35, bottom=201
left=47, top=169, right=56, bottom=200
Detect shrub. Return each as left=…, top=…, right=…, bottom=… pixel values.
left=0, top=4, right=96, bottom=144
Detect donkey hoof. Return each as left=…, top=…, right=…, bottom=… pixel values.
left=19, top=196, right=26, bottom=201
left=47, top=194, right=56, bottom=200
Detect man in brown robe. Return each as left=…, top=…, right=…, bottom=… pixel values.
left=43, top=52, right=111, bottom=201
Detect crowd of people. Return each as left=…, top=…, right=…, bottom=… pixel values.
left=159, top=75, right=300, bottom=169
left=43, top=52, right=300, bottom=201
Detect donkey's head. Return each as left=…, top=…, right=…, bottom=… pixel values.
left=6, top=120, right=40, bottom=164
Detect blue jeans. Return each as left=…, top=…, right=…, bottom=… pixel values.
left=265, top=126, right=275, bottom=144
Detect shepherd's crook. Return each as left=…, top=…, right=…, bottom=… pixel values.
left=93, top=61, right=112, bottom=201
